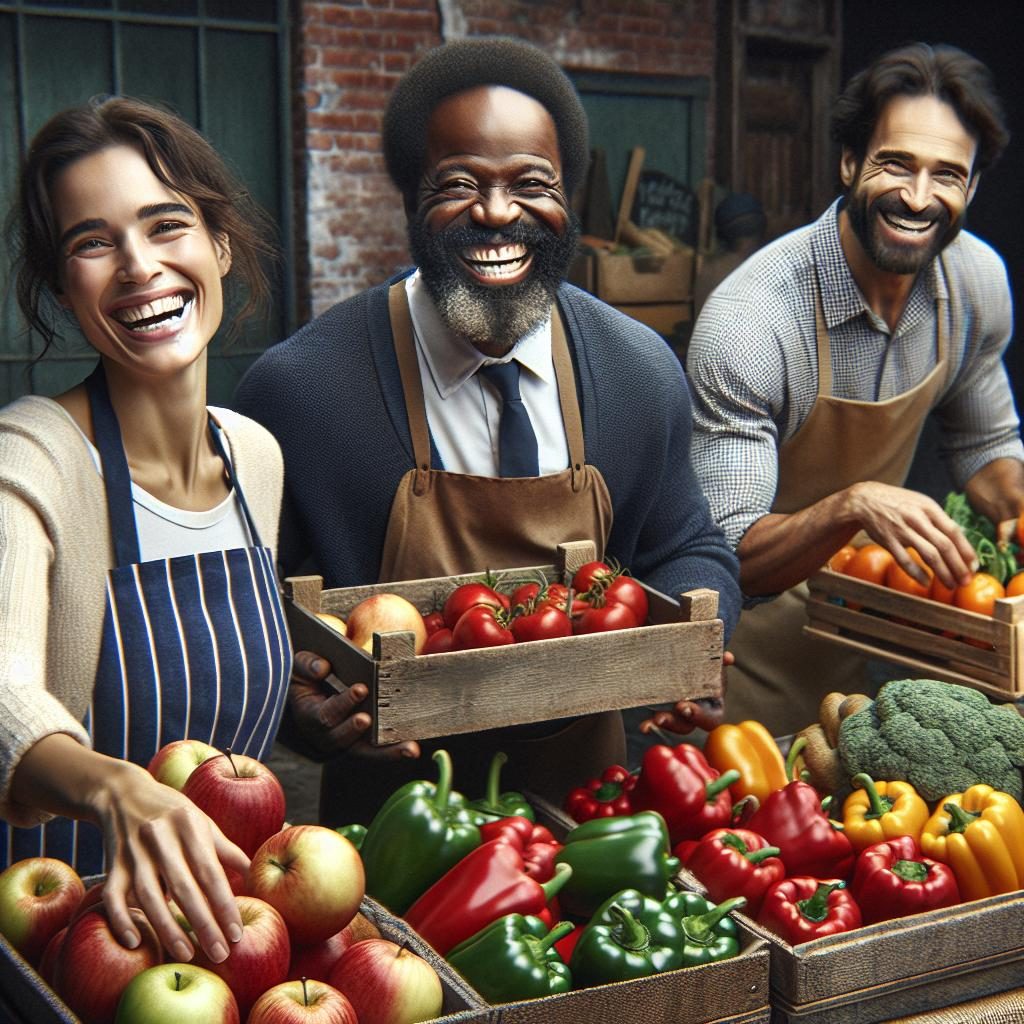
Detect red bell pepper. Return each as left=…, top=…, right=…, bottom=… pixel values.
left=678, top=827, right=785, bottom=916
left=758, top=878, right=862, bottom=944
left=747, top=781, right=855, bottom=880
left=564, top=765, right=637, bottom=822
left=479, top=815, right=563, bottom=882
left=849, top=835, right=960, bottom=925
left=631, top=738, right=741, bottom=845
left=403, top=839, right=573, bottom=955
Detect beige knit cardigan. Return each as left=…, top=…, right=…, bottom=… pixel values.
left=0, top=396, right=285, bottom=827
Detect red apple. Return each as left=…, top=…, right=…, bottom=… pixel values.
left=38, top=924, right=67, bottom=986
left=146, top=739, right=218, bottom=791
left=345, top=594, right=427, bottom=654
left=328, top=939, right=443, bottom=1024
left=188, top=895, right=290, bottom=1019
left=315, top=612, right=348, bottom=636
left=287, top=926, right=355, bottom=983
left=54, top=905, right=162, bottom=1024
left=248, top=826, right=364, bottom=946
left=248, top=977, right=357, bottom=1024
left=0, top=856, right=85, bottom=965
left=114, top=962, right=239, bottom=1024
left=182, top=750, right=286, bottom=857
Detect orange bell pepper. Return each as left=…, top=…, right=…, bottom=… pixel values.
left=919, top=784, right=1024, bottom=902
left=704, top=721, right=789, bottom=803
left=842, top=774, right=930, bottom=852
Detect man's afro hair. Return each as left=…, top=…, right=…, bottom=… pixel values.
left=382, top=36, right=590, bottom=206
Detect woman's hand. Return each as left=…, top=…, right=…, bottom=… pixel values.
left=11, top=734, right=247, bottom=963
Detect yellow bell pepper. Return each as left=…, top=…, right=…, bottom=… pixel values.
left=704, top=720, right=789, bottom=803
left=842, top=773, right=930, bottom=851
left=920, top=784, right=1024, bottom=902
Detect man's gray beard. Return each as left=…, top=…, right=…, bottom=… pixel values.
left=427, top=275, right=557, bottom=355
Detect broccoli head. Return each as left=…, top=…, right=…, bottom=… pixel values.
left=837, top=679, right=1024, bottom=803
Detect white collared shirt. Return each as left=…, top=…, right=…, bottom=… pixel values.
left=405, top=270, right=570, bottom=476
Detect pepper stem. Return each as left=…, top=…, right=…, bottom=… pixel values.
left=785, top=736, right=807, bottom=781
left=431, top=749, right=453, bottom=811
left=536, top=920, right=575, bottom=952
left=607, top=903, right=651, bottom=952
left=680, top=896, right=747, bottom=945
left=705, top=769, right=741, bottom=800
left=485, top=751, right=509, bottom=807
left=796, top=881, right=844, bottom=923
left=852, top=773, right=893, bottom=820
left=541, top=861, right=573, bottom=902
left=720, top=832, right=779, bottom=862
left=892, top=859, right=929, bottom=883
left=943, top=801, right=981, bottom=834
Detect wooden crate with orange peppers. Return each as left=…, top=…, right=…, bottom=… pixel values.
left=569, top=678, right=1024, bottom=1023
left=805, top=490, right=1024, bottom=702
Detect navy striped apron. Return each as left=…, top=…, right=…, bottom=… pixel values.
left=1, top=367, right=292, bottom=872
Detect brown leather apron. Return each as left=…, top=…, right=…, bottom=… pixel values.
left=319, top=283, right=621, bottom=825
left=724, top=262, right=955, bottom=735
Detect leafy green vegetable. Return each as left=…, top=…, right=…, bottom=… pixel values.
left=943, top=491, right=1019, bottom=583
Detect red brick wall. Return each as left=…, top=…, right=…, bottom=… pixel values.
left=294, top=0, right=716, bottom=319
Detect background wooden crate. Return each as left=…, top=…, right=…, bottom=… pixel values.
left=805, top=568, right=1024, bottom=702
left=285, top=541, right=724, bottom=745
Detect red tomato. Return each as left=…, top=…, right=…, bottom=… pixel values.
left=442, top=583, right=505, bottom=630
left=422, top=611, right=446, bottom=636
left=954, top=572, right=1006, bottom=616
left=510, top=604, right=573, bottom=643
left=828, top=544, right=857, bottom=573
left=573, top=602, right=639, bottom=635
left=421, top=627, right=454, bottom=654
left=884, top=548, right=933, bottom=599
left=843, top=543, right=895, bottom=585
left=602, top=575, right=649, bottom=625
left=930, top=576, right=956, bottom=604
left=571, top=561, right=615, bottom=593
left=452, top=605, right=515, bottom=650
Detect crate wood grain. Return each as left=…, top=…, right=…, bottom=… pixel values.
left=678, top=867, right=1024, bottom=1024
left=805, top=568, right=1024, bottom=702
left=285, top=541, right=724, bottom=745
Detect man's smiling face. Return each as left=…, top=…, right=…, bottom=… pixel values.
left=841, top=93, right=978, bottom=276
left=409, top=84, right=579, bottom=356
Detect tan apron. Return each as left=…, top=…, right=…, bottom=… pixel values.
left=319, top=283, right=621, bottom=825
left=725, top=263, right=955, bottom=735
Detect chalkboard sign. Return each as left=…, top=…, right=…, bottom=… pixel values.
left=631, top=170, right=698, bottom=246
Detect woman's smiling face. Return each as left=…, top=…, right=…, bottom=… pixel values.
left=53, top=144, right=231, bottom=378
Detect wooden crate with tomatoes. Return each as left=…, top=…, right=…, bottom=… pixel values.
left=284, top=540, right=724, bottom=745
left=805, top=545, right=1024, bottom=703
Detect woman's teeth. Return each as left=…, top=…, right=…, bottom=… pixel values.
left=113, top=295, right=192, bottom=332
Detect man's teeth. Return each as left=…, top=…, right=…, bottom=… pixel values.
left=883, top=212, right=933, bottom=233
left=463, top=245, right=529, bottom=278
left=113, top=295, right=191, bottom=331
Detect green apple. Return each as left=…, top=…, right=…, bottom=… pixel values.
left=115, top=963, right=240, bottom=1024
left=0, top=856, right=84, bottom=966
left=146, top=739, right=218, bottom=791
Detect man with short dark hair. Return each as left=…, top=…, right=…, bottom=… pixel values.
left=237, top=37, right=741, bottom=822
left=687, top=42, right=1024, bottom=733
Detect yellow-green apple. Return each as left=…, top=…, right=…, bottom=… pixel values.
left=247, top=826, right=364, bottom=946
left=345, top=594, right=427, bottom=654
left=315, top=613, right=348, bottom=636
left=0, top=856, right=85, bottom=966
left=328, top=939, right=443, bottom=1024
left=54, top=905, right=162, bottom=1024
left=288, top=912, right=383, bottom=981
left=182, top=750, right=286, bottom=857
left=146, top=739, right=218, bottom=791
left=187, top=895, right=290, bottom=1019
left=114, top=963, right=239, bottom=1024
left=248, top=977, right=357, bottom=1024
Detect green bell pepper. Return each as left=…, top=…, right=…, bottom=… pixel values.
left=664, top=889, right=746, bottom=965
left=334, top=823, right=367, bottom=850
left=569, top=890, right=685, bottom=988
left=466, top=751, right=535, bottom=823
left=446, top=914, right=574, bottom=1003
left=360, top=749, right=480, bottom=914
left=554, top=811, right=681, bottom=919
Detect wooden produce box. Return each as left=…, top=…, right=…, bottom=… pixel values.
left=677, top=868, right=1024, bottom=1024
left=593, top=246, right=695, bottom=304
left=284, top=540, right=724, bottom=746
left=805, top=567, right=1024, bottom=703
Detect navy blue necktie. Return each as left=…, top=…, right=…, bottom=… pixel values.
left=479, top=360, right=539, bottom=477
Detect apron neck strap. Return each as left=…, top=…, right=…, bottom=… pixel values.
left=387, top=282, right=586, bottom=493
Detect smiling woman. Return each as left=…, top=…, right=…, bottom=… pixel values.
left=0, top=97, right=291, bottom=966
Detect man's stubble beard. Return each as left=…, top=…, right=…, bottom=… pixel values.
left=408, top=213, right=581, bottom=356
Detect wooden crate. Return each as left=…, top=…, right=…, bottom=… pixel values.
left=805, top=567, right=1024, bottom=703
left=677, top=868, right=1024, bottom=1024
left=284, top=540, right=724, bottom=745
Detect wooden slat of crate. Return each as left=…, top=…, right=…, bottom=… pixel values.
left=285, top=543, right=724, bottom=745
left=805, top=569, right=1024, bottom=701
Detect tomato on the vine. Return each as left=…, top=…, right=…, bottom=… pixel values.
left=573, top=602, right=639, bottom=635
left=451, top=605, right=515, bottom=650
left=422, top=611, right=446, bottom=636
left=510, top=604, right=573, bottom=643
left=601, top=575, right=649, bottom=624
left=571, top=561, right=614, bottom=593
left=442, top=582, right=505, bottom=631
left=421, top=627, right=454, bottom=654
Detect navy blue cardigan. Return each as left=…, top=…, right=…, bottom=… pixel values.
left=235, top=279, right=741, bottom=637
